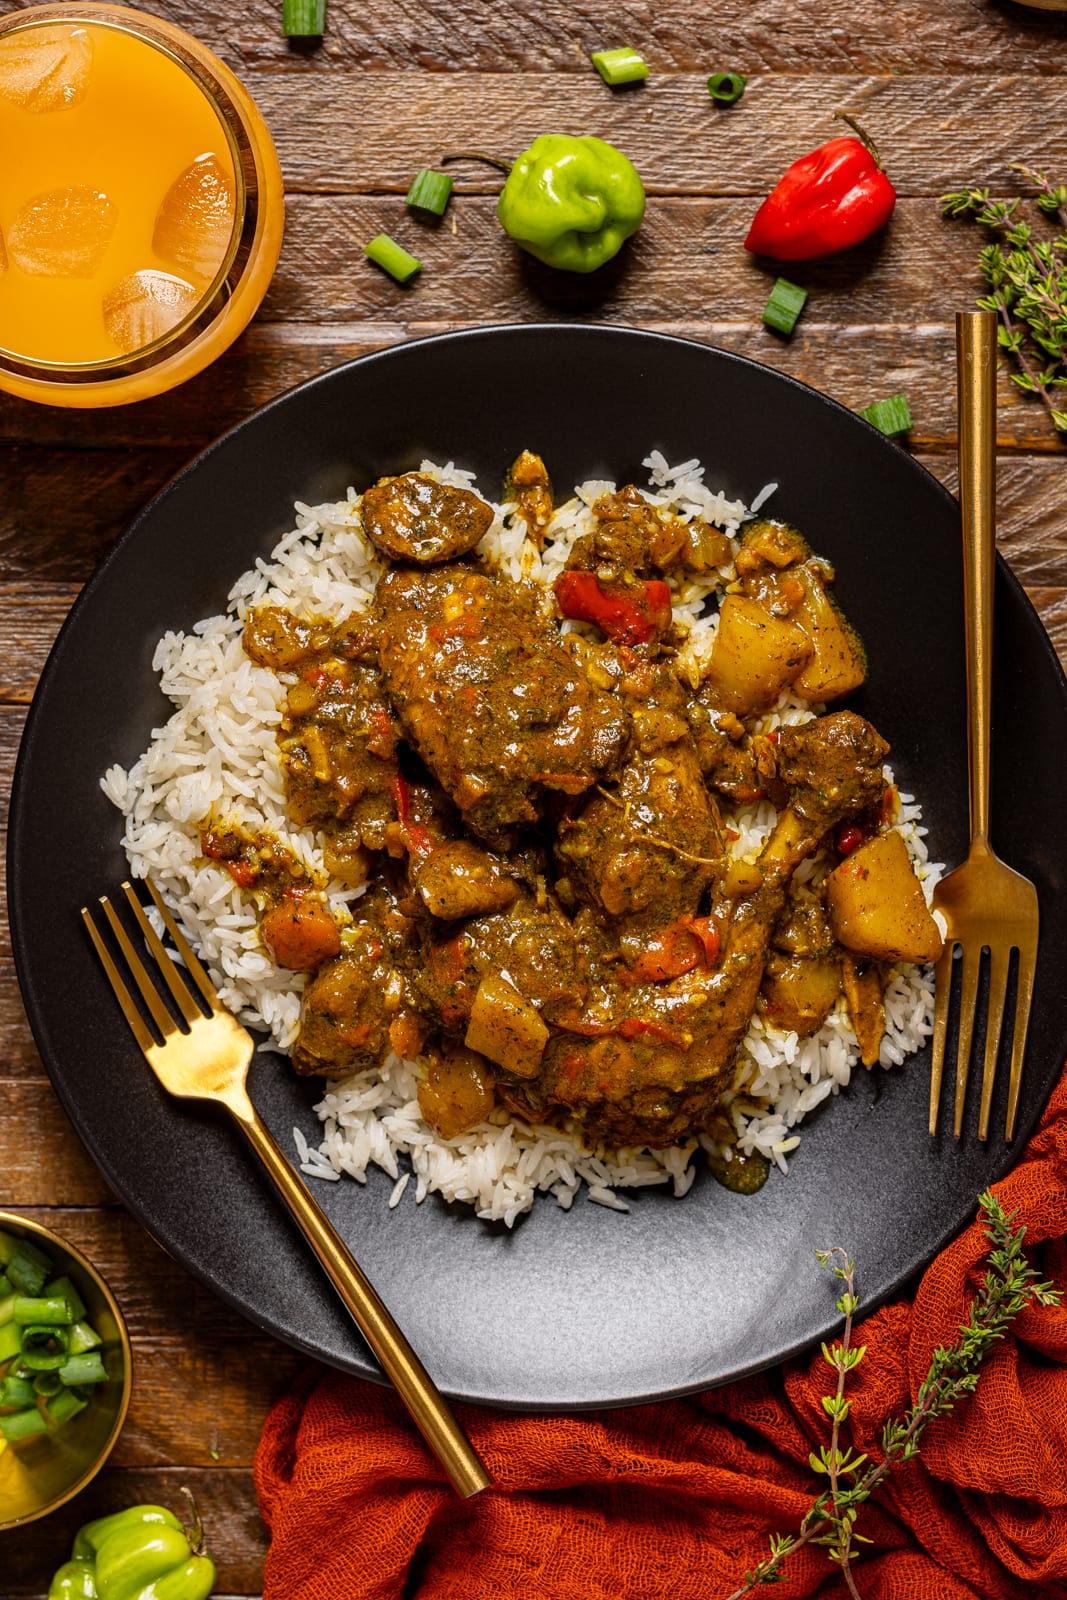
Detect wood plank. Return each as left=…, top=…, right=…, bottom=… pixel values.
left=0, top=585, right=80, bottom=702
left=0, top=447, right=190, bottom=584
left=4, top=321, right=1067, bottom=452
left=258, top=194, right=1067, bottom=331
left=0, top=1078, right=115, bottom=1206
left=6, top=1466, right=269, bottom=1597
left=0, top=707, right=26, bottom=827
left=0, top=968, right=42, bottom=1079
left=241, top=71, right=1067, bottom=196
left=156, top=0, right=1067, bottom=75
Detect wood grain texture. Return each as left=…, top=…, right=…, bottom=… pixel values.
left=46, top=0, right=1067, bottom=75
left=2, top=1, right=1066, bottom=1593
left=238, top=71, right=1067, bottom=197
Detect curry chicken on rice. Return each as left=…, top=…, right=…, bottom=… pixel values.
left=196, top=457, right=943, bottom=1164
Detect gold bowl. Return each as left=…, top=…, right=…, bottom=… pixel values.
left=0, top=1211, right=132, bottom=1531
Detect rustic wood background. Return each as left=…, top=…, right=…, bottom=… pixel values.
left=3, top=0, right=1066, bottom=1593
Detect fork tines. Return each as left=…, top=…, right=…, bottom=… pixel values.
left=929, top=912, right=1038, bottom=1142
left=81, top=878, right=220, bottom=1048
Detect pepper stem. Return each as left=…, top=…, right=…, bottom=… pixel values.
left=439, top=150, right=512, bottom=175
left=180, top=1485, right=207, bottom=1557
left=833, top=111, right=882, bottom=170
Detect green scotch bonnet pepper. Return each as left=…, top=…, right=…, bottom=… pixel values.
left=497, top=134, right=645, bottom=272
left=48, top=1503, right=215, bottom=1600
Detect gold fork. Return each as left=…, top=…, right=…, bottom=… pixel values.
left=928, top=310, right=1040, bottom=1141
left=82, top=876, right=490, bottom=1498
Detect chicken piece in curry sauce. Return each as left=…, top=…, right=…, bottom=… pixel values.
left=204, top=460, right=941, bottom=1174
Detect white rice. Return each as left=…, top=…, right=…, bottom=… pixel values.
left=103, top=453, right=942, bottom=1225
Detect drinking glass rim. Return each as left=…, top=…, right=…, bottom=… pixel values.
left=0, top=5, right=255, bottom=379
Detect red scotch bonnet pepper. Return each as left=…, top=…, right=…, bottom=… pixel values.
left=745, top=114, right=896, bottom=261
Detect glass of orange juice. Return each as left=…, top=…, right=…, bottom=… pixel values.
left=0, top=3, right=284, bottom=407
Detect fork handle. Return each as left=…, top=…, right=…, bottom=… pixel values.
left=956, top=310, right=997, bottom=846
left=228, top=1098, right=491, bottom=1498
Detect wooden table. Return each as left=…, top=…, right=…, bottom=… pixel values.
left=4, top=1, right=1066, bottom=1593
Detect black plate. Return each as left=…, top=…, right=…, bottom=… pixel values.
left=10, top=326, right=1067, bottom=1410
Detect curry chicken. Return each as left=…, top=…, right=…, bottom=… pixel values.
left=201, top=460, right=943, bottom=1156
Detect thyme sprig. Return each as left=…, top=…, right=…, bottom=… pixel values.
left=941, top=166, right=1067, bottom=432
left=726, top=1191, right=1061, bottom=1599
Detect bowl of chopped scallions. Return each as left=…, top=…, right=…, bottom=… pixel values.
left=0, top=1211, right=132, bottom=1530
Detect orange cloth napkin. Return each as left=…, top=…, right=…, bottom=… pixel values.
left=255, top=1072, right=1067, bottom=1600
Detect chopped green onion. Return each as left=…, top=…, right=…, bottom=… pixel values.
left=0, top=1230, right=17, bottom=1268
left=0, top=1295, right=14, bottom=1328
left=406, top=169, right=454, bottom=217
left=0, top=1372, right=35, bottom=1408
left=283, top=0, right=325, bottom=36
left=7, top=1240, right=51, bottom=1297
left=0, top=1406, right=48, bottom=1442
left=68, top=1320, right=102, bottom=1355
left=364, top=233, right=422, bottom=286
left=762, top=276, right=808, bottom=337
left=46, top=1387, right=87, bottom=1425
left=58, top=1352, right=107, bottom=1387
left=0, top=1274, right=11, bottom=1297
left=859, top=394, right=913, bottom=436
left=13, top=1296, right=72, bottom=1327
left=591, top=47, right=649, bottom=86
left=18, top=1324, right=70, bottom=1371
left=0, top=1322, right=20, bottom=1363
left=707, top=71, right=747, bottom=105
left=44, top=1275, right=86, bottom=1323
left=32, top=1370, right=62, bottom=1397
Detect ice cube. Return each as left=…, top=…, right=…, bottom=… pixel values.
left=8, top=186, right=117, bottom=277
left=0, top=24, right=93, bottom=113
left=102, top=269, right=200, bottom=354
left=152, top=154, right=236, bottom=285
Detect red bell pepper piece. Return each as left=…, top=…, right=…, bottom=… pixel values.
left=554, top=570, right=672, bottom=646
left=630, top=915, right=721, bottom=984
left=391, top=774, right=435, bottom=858
left=745, top=120, right=896, bottom=262
left=836, top=822, right=866, bottom=857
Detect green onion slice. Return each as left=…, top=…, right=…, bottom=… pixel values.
left=13, top=1296, right=72, bottom=1327
left=762, top=277, right=808, bottom=337
left=283, top=0, right=325, bottom=36
left=364, top=234, right=422, bottom=286
left=0, top=1407, right=49, bottom=1442
left=18, top=1324, right=70, bottom=1371
left=58, top=1352, right=107, bottom=1387
left=859, top=394, right=913, bottom=436
left=68, top=1320, right=103, bottom=1355
left=406, top=169, right=454, bottom=217
left=0, top=1372, right=35, bottom=1408
left=7, top=1241, right=51, bottom=1298
left=591, top=47, right=649, bottom=86
left=0, top=1322, right=21, bottom=1363
left=46, top=1387, right=87, bottom=1425
left=43, top=1276, right=87, bottom=1324
left=707, top=71, right=747, bottom=105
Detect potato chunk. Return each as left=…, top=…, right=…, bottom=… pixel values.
left=418, top=1045, right=496, bottom=1139
left=826, top=831, right=943, bottom=964
left=465, top=973, right=549, bottom=1078
left=702, top=593, right=813, bottom=716
left=791, top=567, right=867, bottom=702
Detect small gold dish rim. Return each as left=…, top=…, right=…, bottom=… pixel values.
left=0, top=1208, right=133, bottom=1533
